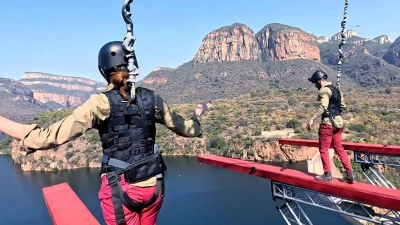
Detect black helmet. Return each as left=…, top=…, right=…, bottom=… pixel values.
left=308, top=70, right=328, bottom=83
left=98, top=41, right=133, bottom=83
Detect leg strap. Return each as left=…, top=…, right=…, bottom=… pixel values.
left=106, top=172, right=164, bottom=225
left=106, top=172, right=126, bottom=225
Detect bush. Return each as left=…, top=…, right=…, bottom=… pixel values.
left=286, top=119, right=302, bottom=129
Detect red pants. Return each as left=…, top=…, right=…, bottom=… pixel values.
left=98, top=175, right=163, bottom=225
left=318, top=124, right=352, bottom=173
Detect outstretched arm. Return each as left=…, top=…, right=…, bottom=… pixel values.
left=0, top=94, right=110, bottom=154
left=154, top=95, right=207, bottom=138
left=0, top=117, right=25, bottom=141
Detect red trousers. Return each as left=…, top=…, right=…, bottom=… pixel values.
left=318, top=124, right=353, bottom=173
left=98, top=175, right=163, bottom=225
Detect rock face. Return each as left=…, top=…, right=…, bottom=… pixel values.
left=316, top=36, right=329, bottom=43
left=372, top=35, right=392, bottom=44
left=19, top=72, right=107, bottom=108
left=0, top=78, right=48, bottom=123
left=255, top=23, right=320, bottom=62
left=22, top=72, right=102, bottom=85
left=383, top=37, right=400, bottom=67
left=9, top=134, right=317, bottom=171
left=331, top=30, right=358, bottom=41
left=31, top=92, right=85, bottom=107
left=193, top=23, right=321, bottom=64
left=11, top=133, right=102, bottom=172
left=193, top=23, right=261, bottom=64
left=330, top=31, right=393, bottom=46
left=143, top=77, right=169, bottom=85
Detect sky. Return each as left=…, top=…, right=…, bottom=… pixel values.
left=0, top=0, right=399, bottom=83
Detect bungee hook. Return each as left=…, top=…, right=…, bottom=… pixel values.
left=121, top=0, right=139, bottom=101
left=337, top=0, right=349, bottom=89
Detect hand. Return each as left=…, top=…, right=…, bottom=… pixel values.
left=193, top=101, right=212, bottom=118
left=307, top=119, right=313, bottom=131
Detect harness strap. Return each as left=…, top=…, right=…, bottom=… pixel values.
left=136, top=90, right=146, bottom=119
left=103, top=156, right=131, bottom=169
left=121, top=179, right=163, bottom=210
left=106, top=172, right=164, bottom=225
left=106, top=172, right=126, bottom=225
left=104, top=156, right=164, bottom=225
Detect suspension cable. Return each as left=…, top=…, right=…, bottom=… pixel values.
left=121, top=0, right=139, bottom=100
left=337, top=0, right=349, bottom=89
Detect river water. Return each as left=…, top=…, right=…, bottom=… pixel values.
left=0, top=155, right=358, bottom=225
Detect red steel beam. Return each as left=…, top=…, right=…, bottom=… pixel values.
left=279, top=138, right=400, bottom=156
left=42, top=182, right=100, bottom=225
left=198, top=154, right=400, bottom=212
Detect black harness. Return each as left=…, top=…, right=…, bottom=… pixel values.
left=322, top=85, right=342, bottom=131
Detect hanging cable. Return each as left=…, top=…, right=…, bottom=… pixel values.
left=337, top=0, right=349, bottom=89
left=121, top=0, right=139, bottom=100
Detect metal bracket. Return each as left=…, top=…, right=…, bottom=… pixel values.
left=271, top=181, right=400, bottom=225
left=354, top=152, right=398, bottom=189
left=354, top=152, right=400, bottom=168
left=360, top=163, right=397, bottom=189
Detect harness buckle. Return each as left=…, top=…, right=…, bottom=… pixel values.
left=107, top=172, right=120, bottom=185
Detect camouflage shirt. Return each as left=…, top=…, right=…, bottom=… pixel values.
left=317, top=82, right=347, bottom=128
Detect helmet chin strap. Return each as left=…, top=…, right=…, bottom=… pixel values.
left=121, top=0, right=139, bottom=101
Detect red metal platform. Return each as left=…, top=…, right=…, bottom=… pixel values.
left=197, top=154, right=400, bottom=212
left=279, top=138, right=400, bottom=156
left=42, top=182, right=100, bottom=225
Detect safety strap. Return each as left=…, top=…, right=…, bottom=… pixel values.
left=135, top=90, right=146, bottom=118
left=106, top=172, right=125, bottom=225
left=104, top=157, right=164, bottom=225
left=328, top=116, right=339, bottom=133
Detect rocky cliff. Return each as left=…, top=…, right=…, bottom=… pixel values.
left=9, top=136, right=318, bottom=171
left=372, top=35, right=392, bottom=44
left=0, top=78, right=49, bottom=123
left=0, top=22, right=395, bottom=109
left=0, top=73, right=107, bottom=140
left=383, top=37, right=400, bottom=67
left=139, top=22, right=399, bottom=104
left=319, top=41, right=400, bottom=87
left=330, top=30, right=393, bottom=46
left=193, top=23, right=261, bottom=64
left=19, top=72, right=107, bottom=108
left=331, top=30, right=358, bottom=41
left=256, top=23, right=320, bottom=62
left=193, top=23, right=320, bottom=64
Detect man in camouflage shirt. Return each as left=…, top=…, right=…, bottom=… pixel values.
left=307, top=70, right=355, bottom=184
